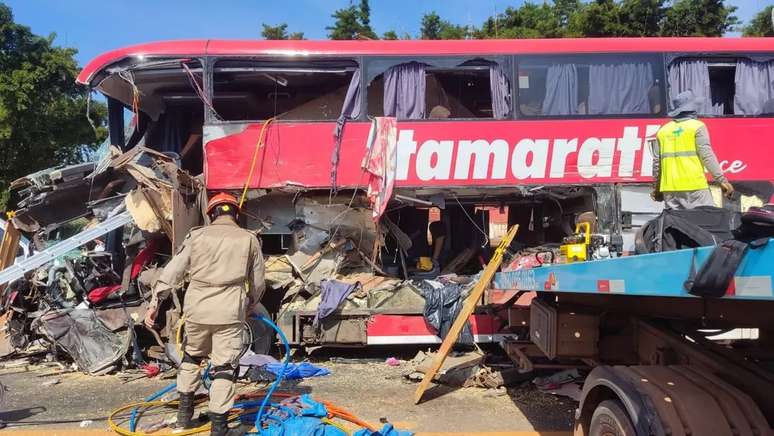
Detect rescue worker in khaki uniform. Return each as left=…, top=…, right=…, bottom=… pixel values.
left=144, top=192, right=264, bottom=436
left=652, top=90, right=734, bottom=209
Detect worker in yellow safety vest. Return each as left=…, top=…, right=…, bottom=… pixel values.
left=652, top=90, right=734, bottom=209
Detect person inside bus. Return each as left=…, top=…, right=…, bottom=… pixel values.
left=652, top=90, right=734, bottom=210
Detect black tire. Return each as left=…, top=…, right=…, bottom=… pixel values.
left=589, top=399, right=636, bottom=436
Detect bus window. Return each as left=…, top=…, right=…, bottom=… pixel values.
left=669, top=57, right=774, bottom=116
left=367, top=59, right=511, bottom=120
left=212, top=59, right=359, bottom=121
left=668, top=58, right=733, bottom=115
left=517, top=54, right=664, bottom=118
left=427, top=63, right=507, bottom=119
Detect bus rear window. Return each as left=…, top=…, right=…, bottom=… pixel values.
left=212, top=60, right=359, bottom=121
left=517, top=54, right=664, bottom=118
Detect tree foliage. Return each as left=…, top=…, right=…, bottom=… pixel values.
left=743, top=5, right=774, bottom=36
left=382, top=30, right=399, bottom=40
left=420, top=11, right=471, bottom=39
left=475, top=0, right=737, bottom=39
left=0, top=3, right=106, bottom=207
left=327, top=0, right=376, bottom=40
left=261, top=23, right=305, bottom=40
left=660, top=0, right=738, bottom=36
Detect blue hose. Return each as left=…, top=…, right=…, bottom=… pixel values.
left=129, top=316, right=289, bottom=434
left=252, top=314, right=291, bottom=434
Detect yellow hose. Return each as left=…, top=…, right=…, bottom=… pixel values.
left=108, top=400, right=244, bottom=436
left=239, top=118, right=275, bottom=209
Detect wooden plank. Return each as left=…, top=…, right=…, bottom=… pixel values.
left=0, top=217, right=21, bottom=272
left=414, top=225, right=519, bottom=404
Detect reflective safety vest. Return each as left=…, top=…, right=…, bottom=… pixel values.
left=656, top=119, right=709, bottom=192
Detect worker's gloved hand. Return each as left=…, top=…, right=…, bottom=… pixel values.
left=144, top=298, right=158, bottom=329
left=651, top=190, right=664, bottom=202
left=720, top=181, right=735, bottom=199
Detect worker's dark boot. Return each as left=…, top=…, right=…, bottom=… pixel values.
left=208, top=412, right=240, bottom=436
left=175, top=392, right=195, bottom=429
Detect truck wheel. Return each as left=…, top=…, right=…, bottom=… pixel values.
left=589, top=399, right=636, bottom=436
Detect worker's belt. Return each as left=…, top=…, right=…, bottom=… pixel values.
left=182, top=352, right=205, bottom=365
left=661, top=150, right=698, bottom=158
left=189, top=277, right=245, bottom=287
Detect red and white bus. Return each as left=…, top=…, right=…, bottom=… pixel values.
left=79, top=38, right=774, bottom=346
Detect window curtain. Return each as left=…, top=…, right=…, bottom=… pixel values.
left=542, top=63, right=578, bottom=115
left=588, top=63, right=654, bottom=115
left=340, top=69, right=362, bottom=119
left=383, top=62, right=426, bottom=119
left=489, top=63, right=511, bottom=119
left=667, top=60, right=723, bottom=116
left=734, top=60, right=774, bottom=115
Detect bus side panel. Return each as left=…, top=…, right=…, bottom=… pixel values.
left=204, top=118, right=774, bottom=191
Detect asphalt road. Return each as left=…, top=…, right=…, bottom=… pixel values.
left=0, top=353, right=575, bottom=435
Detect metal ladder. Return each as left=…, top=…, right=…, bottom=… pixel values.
left=0, top=211, right=132, bottom=286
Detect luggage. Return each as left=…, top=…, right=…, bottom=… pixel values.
left=737, top=204, right=774, bottom=240
left=684, top=239, right=748, bottom=298
left=636, top=206, right=738, bottom=253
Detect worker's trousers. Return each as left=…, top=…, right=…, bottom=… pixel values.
left=664, top=189, right=715, bottom=210
left=177, top=321, right=243, bottom=414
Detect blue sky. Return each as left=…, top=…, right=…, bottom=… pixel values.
left=5, top=0, right=768, bottom=66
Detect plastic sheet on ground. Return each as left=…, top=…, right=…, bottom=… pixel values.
left=264, top=362, right=331, bottom=380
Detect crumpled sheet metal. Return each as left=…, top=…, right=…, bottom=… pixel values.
left=33, top=308, right=132, bottom=375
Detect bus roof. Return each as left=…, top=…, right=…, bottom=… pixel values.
left=77, top=37, right=774, bottom=86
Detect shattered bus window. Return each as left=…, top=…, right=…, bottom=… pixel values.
left=212, top=60, right=359, bottom=121
left=426, top=66, right=497, bottom=119
left=367, top=59, right=510, bottom=119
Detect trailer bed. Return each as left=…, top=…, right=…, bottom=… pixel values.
left=493, top=238, right=774, bottom=300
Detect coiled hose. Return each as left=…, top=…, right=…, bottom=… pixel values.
left=112, top=314, right=290, bottom=436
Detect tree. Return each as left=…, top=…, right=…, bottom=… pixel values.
left=0, top=3, right=106, bottom=209
left=327, top=0, right=376, bottom=40
left=421, top=11, right=471, bottom=39
left=421, top=12, right=443, bottom=39
left=618, top=0, right=666, bottom=36
left=477, top=3, right=566, bottom=39
left=261, top=23, right=304, bottom=40
left=568, top=0, right=625, bottom=37
left=743, top=5, right=774, bottom=36
left=261, top=23, right=288, bottom=40
left=382, top=30, right=399, bottom=40
left=660, top=0, right=738, bottom=36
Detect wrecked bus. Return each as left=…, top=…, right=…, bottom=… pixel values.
left=73, top=38, right=774, bottom=347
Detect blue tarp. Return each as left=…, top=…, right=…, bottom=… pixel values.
left=265, top=362, right=331, bottom=380
left=258, top=394, right=413, bottom=436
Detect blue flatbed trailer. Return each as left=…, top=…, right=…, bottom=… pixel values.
left=494, top=238, right=774, bottom=301
left=491, top=239, right=774, bottom=436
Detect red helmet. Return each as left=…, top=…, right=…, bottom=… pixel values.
left=206, top=192, right=239, bottom=215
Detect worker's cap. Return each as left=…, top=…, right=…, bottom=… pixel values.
left=206, top=192, right=239, bottom=214
left=668, top=90, right=703, bottom=117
